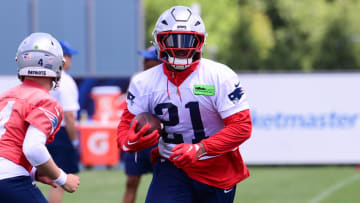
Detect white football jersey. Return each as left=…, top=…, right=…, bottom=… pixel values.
left=127, top=58, right=250, bottom=158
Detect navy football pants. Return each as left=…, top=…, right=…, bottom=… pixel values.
left=146, top=159, right=236, bottom=203
left=0, top=176, right=48, bottom=203
left=124, top=145, right=156, bottom=176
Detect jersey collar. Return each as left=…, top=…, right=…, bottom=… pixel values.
left=162, top=61, right=199, bottom=87
left=162, top=61, right=199, bottom=101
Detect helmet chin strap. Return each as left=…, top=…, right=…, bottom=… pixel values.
left=51, top=77, right=60, bottom=90
left=168, top=56, right=192, bottom=70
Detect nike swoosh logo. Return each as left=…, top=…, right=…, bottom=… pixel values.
left=127, top=140, right=138, bottom=145
left=123, top=140, right=139, bottom=151
left=224, top=188, right=233, bottom=193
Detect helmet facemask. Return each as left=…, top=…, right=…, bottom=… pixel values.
left=157, top=31, right=205, bottom=70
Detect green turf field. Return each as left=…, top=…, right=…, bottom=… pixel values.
left=38, top=166, right=360, bottom=203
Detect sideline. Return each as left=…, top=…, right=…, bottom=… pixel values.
left=309, top=174, right=360, bottom=203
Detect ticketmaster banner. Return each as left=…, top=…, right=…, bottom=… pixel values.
left=239, top=73, right=360, bottom=165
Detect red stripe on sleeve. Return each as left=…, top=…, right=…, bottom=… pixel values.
left=201, top=109, right=252, bottom=155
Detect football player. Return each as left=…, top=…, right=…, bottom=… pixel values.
left=0, top=33, right=80, bottom=203
left=117, top=6, right=252, bottom=203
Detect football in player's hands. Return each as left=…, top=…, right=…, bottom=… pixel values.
left=130, top=112, right=163, bottom=136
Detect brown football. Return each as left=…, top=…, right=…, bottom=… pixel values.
left=130, top=112, right=163, bottom=136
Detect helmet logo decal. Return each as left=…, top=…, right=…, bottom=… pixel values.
left=34, top=45, right=39, bottom=50
left=27, top=70, right=46, bottom=76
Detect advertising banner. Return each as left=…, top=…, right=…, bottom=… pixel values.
left=239, top=73, right=360, bottom=165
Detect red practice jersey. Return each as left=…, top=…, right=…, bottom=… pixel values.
left=0, top=79, right=63, bottom=172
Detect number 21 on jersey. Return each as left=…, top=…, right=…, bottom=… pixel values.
left=155, top=101, right=206, bottom=144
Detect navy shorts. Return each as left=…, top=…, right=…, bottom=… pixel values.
left=145, top=159, right=236, bottom=203
left=0, top=176, right=48, bottom=203
left=123, top=145, right=156, bottom=176
left=47, top=127, right=79, bottom=174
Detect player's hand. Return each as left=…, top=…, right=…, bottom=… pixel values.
left=122, top=120, right=160, bottom=152
left=61, top=174, right=80, bottom=193
left=36, top=170, right=57, bottom=188
left=170, top=143, right=206, bottom=168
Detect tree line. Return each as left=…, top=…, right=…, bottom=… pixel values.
left=144, top=0, right=360, bottom=72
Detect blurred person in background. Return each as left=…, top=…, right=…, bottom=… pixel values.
left=122, top=46, right=161, bottom=203
left=140, top=46, right=162, bottom=71
left=46, top=40, right=80, bottom=203
left=117, top=5, right=252, bottom=203
left=0, top=32, right=80, bottom=203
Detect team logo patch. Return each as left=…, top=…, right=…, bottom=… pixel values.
left=228, top=82, right=244, bottom=104
left=39, top=107, right=58, bottom=134
left=127, top=91, right=135, bottom=105
left=193, top=85, right=215, bottom=96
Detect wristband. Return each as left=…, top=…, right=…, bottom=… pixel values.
left=53, top=169, right=67, bottom=186
left=30, top=167, right=37, bottom=181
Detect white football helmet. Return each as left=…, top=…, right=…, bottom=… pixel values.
left=16, top=32, right=64, bottom=86
left=153, top=6, right=207, bottom=70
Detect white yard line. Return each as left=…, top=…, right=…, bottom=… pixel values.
left=309, top=174, right=360, bottom=203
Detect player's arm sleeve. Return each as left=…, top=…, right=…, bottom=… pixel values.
left=200, top=109, right=252, bottom=156
left=201, top=66, right=252, bottom=155
left=23, top=125, right=51, bottom=166
left=117, top=107, right=135, bottom=150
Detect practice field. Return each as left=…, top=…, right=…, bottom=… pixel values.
left=38, top=166, right=360, bottom=203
